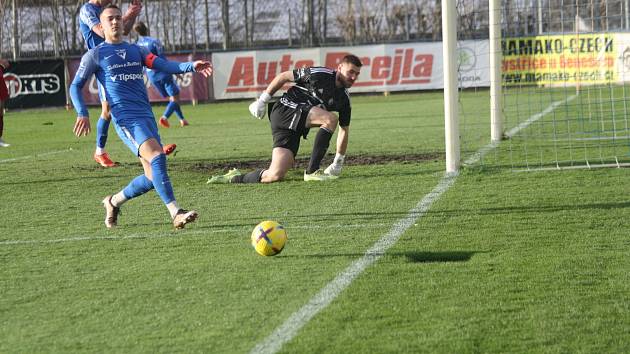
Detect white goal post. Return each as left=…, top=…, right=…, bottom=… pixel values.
left=443, top=0, right=502, bottom=173
left=448, top=0, right=630, bottom=172
left=489, top=0, right=503, bottom=143
left=443, top=0, right=461, bottom=174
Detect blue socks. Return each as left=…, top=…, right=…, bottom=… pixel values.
left=173, top=103, right=184, bottom=120
left=116, top=158, right=174, bottom=207
left=163, top=101, right=176, bottom=119
left=96, top=117, right=110, bottom=149
left=122, top=175, right=154, bottom=200
left=163, top=101, right=185, bottom=121
left=150, top=154, right=175, bottom=205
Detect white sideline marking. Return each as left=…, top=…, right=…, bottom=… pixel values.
left=0, top=223, right=389, bottom=246
left=462, top=95, right=576, bottom=166
left=0, top=148, right=74, bottom=164
left=250, top=95, right=576, bottom=354
left=505, top=94, right=578, bottom=139
left=557, top=135, right=630, bottom=142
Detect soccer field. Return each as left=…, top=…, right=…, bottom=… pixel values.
left=0, top=92, right=628, bottom=353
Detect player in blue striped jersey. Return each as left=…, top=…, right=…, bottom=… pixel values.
left=71, top=4, right=213, bottom=229
left=208, top=55, right=363, bottom=184
left=134, top=21, right=189, bottom=128
left=79, top=0, right=145, bottom=167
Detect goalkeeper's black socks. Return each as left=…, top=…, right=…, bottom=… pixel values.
left=232, top=169, right=265, bottom=183
left=306, top=127, right=333, bottom=174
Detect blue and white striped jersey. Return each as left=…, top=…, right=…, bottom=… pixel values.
left=70, top=41, right=194, bottom=123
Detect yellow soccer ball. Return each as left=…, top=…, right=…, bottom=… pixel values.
left=251, top=220, right=288, bottom=256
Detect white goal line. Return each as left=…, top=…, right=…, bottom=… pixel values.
left=0, top=222, right=390, bottom=246
left=504, top=95, right=578, bottom=139
left=0, top=148, right=74, bottom=164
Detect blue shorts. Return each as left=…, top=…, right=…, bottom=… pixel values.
left=152, top=77, right=180, bottom=98
left=113, top=116, right=162, bottom=157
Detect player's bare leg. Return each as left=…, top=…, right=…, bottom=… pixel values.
left=261, top=147, right=294, bottom=183
left=207, top=147, right=294, bottom=184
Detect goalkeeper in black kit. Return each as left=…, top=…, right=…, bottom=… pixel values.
left=208, top=54, right=362, bottom=184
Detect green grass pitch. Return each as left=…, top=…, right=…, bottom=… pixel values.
left=0, top=92, right=628, bottom=353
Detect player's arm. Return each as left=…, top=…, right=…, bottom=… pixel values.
left=150, top=40, right=188, bottom=81
left=264, top=71, right=295, bottom=96
left=324, top=125, right=349, bottom=177
left=69, top=52, right=98, bottom=137
left=122, top=0, right=142, bottom=35
left=324, top=105, right=351, bottom=176
left=335, top=125, right=349, bottom=156
left=80, top=6, right=105, bottom=39
left=248, top=70, right=295, bottom=119
left=144, top=50, right=212, bottom=77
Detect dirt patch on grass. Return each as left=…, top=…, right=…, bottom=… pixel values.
left=188, top=152, right=443, bottom=173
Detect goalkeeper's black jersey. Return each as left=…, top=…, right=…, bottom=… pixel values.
left=283, top=66, right=352, bottom=127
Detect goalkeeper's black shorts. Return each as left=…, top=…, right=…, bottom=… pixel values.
left=269, top=97, right=313, bottom=156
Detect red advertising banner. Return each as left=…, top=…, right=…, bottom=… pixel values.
left=211, top=42, right=491, bottom=100
left=67, top=54, right=210, bottom=105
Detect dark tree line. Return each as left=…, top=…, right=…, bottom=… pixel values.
left=0, top=0, right=627, bottom=60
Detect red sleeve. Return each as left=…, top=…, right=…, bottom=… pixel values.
left=0, top=67, right=8, bottom=101
left=144, top=53, right=157, bottom=69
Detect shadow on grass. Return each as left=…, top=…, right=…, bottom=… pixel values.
left=397, top=251, right=477, bottom=263
left=280, top=251, right=481, bottom=261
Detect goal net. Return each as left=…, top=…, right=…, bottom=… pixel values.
left=458, top=0, right=630, bottom=171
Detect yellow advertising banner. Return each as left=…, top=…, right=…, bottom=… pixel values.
left=501, top=34, right=616, bottom=86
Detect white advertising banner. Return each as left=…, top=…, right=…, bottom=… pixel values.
left=212, top=41, right=490, bottom=100
left=615, top=33, right=630, bottom=82
left=458, top=40, right=491, bottom=88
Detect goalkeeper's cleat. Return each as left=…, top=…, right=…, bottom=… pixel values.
left=0, top=138, right=10, bottom=147
left=173, top=209, right=198, bottom=229
left=163, top=143, right=177, bottom=155
left=324, top=163, right=342, bottom=176
left=179, top=119, right=189, bottom=127
left=304, top=169, right=339, bottom=182
left=102, top=195, right=121, bottom=229
left=94, top=152, right=116, bottom=167
left=158, top=117, right=170, bottom=128
left=207, top=168, right=242, bottom=184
